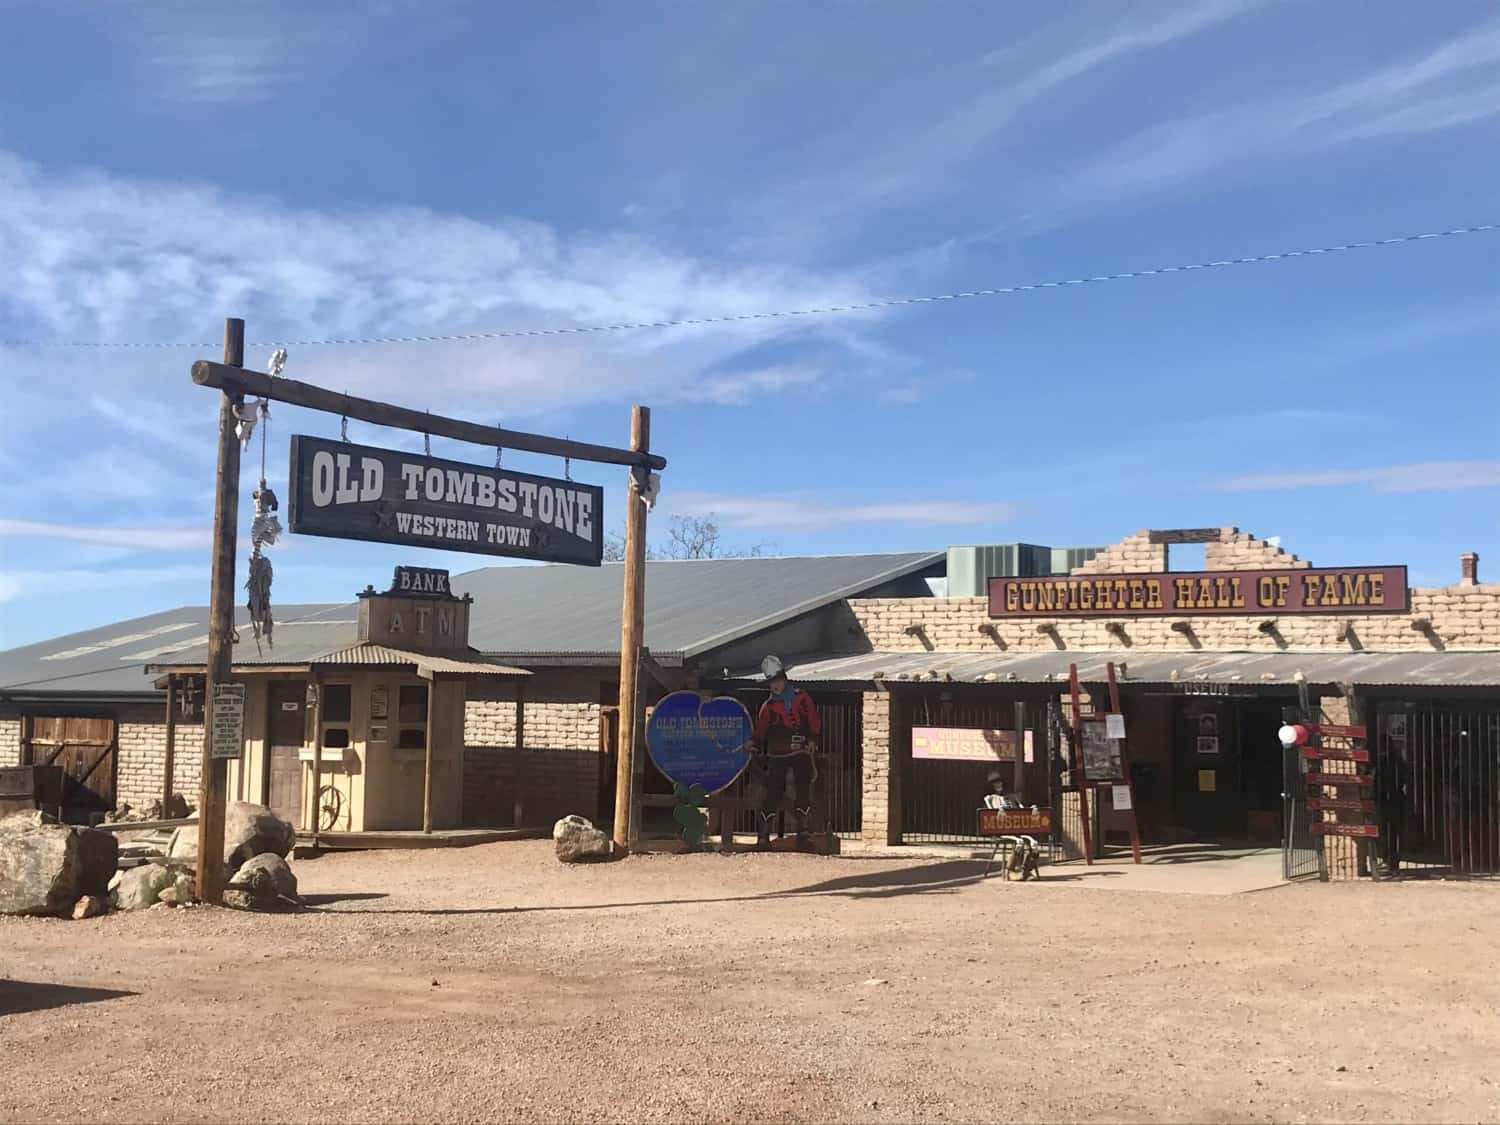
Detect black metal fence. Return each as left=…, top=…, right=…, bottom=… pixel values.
left=898, top=689, right=1048, bottom=845
left=1377, top=703, right=1500, bottom=876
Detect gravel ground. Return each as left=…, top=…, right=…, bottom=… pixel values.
left=2, top=842, right=1499, bottom=1124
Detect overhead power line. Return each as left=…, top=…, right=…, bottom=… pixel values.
left=4, top=222, right=1494, bottom=352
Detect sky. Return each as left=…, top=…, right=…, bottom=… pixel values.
left=0, top=0, right=1496, bottom=649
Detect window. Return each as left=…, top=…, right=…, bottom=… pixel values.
left=320, top=683, right=353, bottom=750
left=398, top=684, right=429, bottom=750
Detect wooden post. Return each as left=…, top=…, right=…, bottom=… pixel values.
left=1068, top=663, right=1094, bottom=865
left=422, top=672, right=437, bottom=834
left=163, top=673, right=177, bottom=811
left=308, top=676, right=323, bottom=847
left=195, top=317, right=245, bottom=905
left=612, top=406, right=650, bottom=850
left=1013, top=700, right=1028, bottom=806
left=1106, top=662, right=1143, bottom=865
left=20, top=714, right=33, bottom=766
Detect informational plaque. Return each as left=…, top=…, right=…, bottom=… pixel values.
left=1079, top=718, right=1123, bottom=782
left=211, top=683, right=246, bottom=760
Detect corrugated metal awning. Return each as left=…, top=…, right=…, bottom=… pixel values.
left=725, top=649, right=1500, bottom=688
left=312, top=644, right=528, bottom=677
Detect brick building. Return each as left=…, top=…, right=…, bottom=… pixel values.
left=0, top=553, right=940, bottom=834
left=717, top=528, right=1499, bottom=879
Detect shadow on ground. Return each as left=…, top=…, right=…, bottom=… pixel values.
left=306, top=857, right=1128, bottom=917
left=0, top=980, right=136, bottom=1017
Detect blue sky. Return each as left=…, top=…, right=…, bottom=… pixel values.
left=0, top=0, right=1496, bottom=648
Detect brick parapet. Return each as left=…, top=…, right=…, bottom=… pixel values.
left=849, top=583, right=1500, bottom=654
left=0, top=720, right=19, bottom=768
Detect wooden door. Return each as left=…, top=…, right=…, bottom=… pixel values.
left=26, top=717, right=115, bottom=818
left=266, top=681, right=307, bottom=829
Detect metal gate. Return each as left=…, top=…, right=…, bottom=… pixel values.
left=647, top=691, right=864, bottom=839
left=901, top=690, right=1043, bottom=845
left=1282, top=740, right=1324, bottom=880
left=1377, top=703, right=1500, bottom=876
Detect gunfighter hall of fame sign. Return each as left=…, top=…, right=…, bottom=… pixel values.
left=288, top=435, right=604, bottom=565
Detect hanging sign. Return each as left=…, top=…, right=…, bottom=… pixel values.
left=210, top=683, right=246, bottom=760
left=911, top=726, right=1033, bottom=762
left=645, top=692, right=754, bottom=794
left=989, top=565, right=1408, bottom=618
left=288, top=435, right=604, bottom=565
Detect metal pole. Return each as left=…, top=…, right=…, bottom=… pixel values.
left=162, top=673, right=177, bottom=812
left=612, top=406, right=650, bottom=850
left=194, top=318, right=245, bottom=905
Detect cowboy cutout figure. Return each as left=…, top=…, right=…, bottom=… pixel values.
left=749, top=655, right=822, bottom=850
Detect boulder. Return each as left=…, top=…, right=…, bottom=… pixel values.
left=71, top=895, right=107, bottom=920
left=113, top=864, right=176, bottom=911
left=166, top=826, right=197, bottom=862
left=163, top=793, right=191, bottom=820
left=223, top=802, right=295, bottom=871
left=226, top=854, right=300, bottom=908
left=553, top=815, right=614, bottom=863
left=0, top=819, right=119, bottom=917
left=157, top=872, right=196, bottom=907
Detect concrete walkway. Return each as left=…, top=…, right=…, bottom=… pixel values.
left=842, top=839, right=1288, bottom=895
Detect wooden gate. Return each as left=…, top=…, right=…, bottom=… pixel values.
left=24, top=717, right=116, bottom=818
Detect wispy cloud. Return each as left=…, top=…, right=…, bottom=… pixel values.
left=0, top=150, right=880, bottom=418
left=675, top=365, right=826, bottom=406
left=671, top=492, right=1019, bottom=531
left=1215, top=460, right=1500, bottom=494
left=0, top=518, right=208, bottom=550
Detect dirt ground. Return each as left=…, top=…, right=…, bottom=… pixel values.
left=2, top=843, right=1498, bottom=1125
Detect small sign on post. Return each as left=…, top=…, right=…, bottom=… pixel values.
left=210, top=683, right=246, bottom=760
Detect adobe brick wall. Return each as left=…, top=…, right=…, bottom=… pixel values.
left=1071, top=530, right=1167, bottom=575
left=861, top=690, right=894, bottom=844
left=1203, top=531, right=1309, bottom=571
left=0, top=719, right=19, bottom=768
left=849, top=582, right=1500, bottom=654
left=462, top=676, right=605, bottom=828
left=116, top=722, right=204, bottom=812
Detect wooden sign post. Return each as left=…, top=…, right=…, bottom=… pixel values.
left=195, top=318, right=245, bottom=905
left=190, top=323, right=665, bottom=895
left=1065, top=662, right=1142, bottom=865
left=613, top=407, right=650, bottom=851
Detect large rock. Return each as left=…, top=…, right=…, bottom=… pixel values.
left=72, top=895, right=107, bottom=920
left=226, top=854, right=300, bottom=908
left=223, top=802, right=295, bottom=871
left=0, top=819, right=119, bottom=917
left=166, top=826, right=197, bottom=862
left=553, top=815, right=614, bottom=863
left=113, top=864, right=176, bottom=911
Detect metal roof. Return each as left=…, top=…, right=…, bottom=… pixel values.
left=452, top=552, right=943, bottom=659
left=0, top=604, right=350, bottom=698
left=731, top=649, right=1500, bottom=689
left=1, top=552, right=941, bottom=697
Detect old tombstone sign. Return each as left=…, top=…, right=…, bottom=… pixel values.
left=645, top=691, right=754, bottom=794
left=990, top=565, right=1409, bottom=618
left=911, top=726, right=1034, bottom=762
left=210, top=683, right=246, bottom=760
left=288, top=435, right=604, bottom=565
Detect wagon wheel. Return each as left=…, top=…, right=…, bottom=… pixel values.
left=316, top=784, right=344, bottom=832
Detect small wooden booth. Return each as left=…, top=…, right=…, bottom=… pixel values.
left=153, top=567, right=527, bottom=836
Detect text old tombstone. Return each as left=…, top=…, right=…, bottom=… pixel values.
left=288, top=435, right=604, bottom=565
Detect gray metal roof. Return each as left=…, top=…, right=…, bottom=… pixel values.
left=0, top=604, right=350, bottom=698
left=453, top=552, right=943, bottom=659
left=1, top=552, right=941, bottom=697
left=735, top=649, right=1500, bottom=688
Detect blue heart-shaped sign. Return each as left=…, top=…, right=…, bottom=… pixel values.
left=646, top=691, right=753, bottom=794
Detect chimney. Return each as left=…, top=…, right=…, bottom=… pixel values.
left=1460, top=552, right=1479, bottom=586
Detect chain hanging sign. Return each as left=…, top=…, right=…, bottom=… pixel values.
left=287, top=435, right=604, bottom=565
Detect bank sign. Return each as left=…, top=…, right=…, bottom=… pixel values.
left=989, top=565, right=1409, bottom=618
left=288, top=435, right=604, bottom=565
